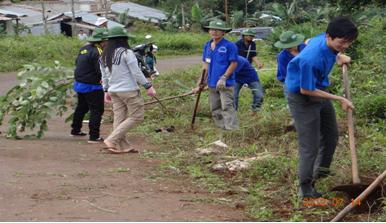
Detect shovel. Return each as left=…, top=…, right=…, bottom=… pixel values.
left=331, top=64, right=385, bottom=214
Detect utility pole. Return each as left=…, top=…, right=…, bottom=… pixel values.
left=71, top=0, right=75, bottom=37
left=224, top=0, right=228, bottom=23
left=245, top=0, right=247, bottom=26
left=41, top=0, right=48, bottom=34
left=181, top=3, right=185, bottom=30
left=104, top=0, right=108, bottom=18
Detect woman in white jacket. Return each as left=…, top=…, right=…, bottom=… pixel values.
left=100, top=27, right=156, bottom=154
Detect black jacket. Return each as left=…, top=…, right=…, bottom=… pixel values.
left=74, top=44, right=102, bottom=84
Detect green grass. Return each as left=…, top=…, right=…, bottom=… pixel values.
left=0, top=31, right=213, bottom=72
left=132, top=47, right=385, bottom=220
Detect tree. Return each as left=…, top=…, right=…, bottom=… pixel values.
left=0, top=62, right=73, bottom=139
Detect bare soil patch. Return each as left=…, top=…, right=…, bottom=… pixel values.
left=0, top=56, right=248, bottom=221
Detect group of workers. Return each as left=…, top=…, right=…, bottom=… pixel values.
left=70, top=16, right=359, bottom=200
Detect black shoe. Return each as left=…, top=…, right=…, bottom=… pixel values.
left=314, top=169, right=333, bottom=180
left=300, top=184, right=323, bottom=199
left=70, top=131, right=87, bottom=136
left=87, top=137, right=104, bottom=144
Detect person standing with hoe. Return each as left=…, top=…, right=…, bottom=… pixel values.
left=193, top=20, right=238, bottom=142
left=285, top=17, right=358, bottom=199
left=235, top=29, right=263, bottom=69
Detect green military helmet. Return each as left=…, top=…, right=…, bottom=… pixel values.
left=107, top=26, right=130, bottom=38
left=204, top=20, right=232, bottom=32
left=274, top=31, right=305, bottom=49
left=241, top=28, right=256, bottom=36
left=87, top=28, right=108, bottom=42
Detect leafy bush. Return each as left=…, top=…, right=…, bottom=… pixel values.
left=355, top=94, right=386, bottom=121
left=0, top=62, right=73, bottom=138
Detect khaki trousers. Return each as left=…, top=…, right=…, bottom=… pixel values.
left=107, top=91, right=144, bottom=150
left=208, top=87, right=239, bottom=130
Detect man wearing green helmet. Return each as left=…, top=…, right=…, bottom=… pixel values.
left=193, top=20, right=239, bottom=134
left=70, top=28, right=108, bottom=143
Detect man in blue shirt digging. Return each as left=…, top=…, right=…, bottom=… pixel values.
left=285, top=17, right=358, bottom=199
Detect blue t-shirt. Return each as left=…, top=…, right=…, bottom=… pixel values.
left=276, top=43, right=306, bottom=82
left=285, top=33, right=338, bottom=93
left=73, top=80, right=103, bottom=93
left=234, top=56, right=259, bottom=84
left=202, top=38, right=238, bottom=88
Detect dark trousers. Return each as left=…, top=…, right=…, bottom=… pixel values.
left=71, top=90, right=104, bottom=139
left=287, top=93, right=338, bottom=187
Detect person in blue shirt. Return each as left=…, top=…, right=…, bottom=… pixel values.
left=235, top=29, right=263, bottom=69
left=233, top=56, right=263, bottom=114
left=274, top=31, right=307, bottom=99
left=285, top=17, right=358, bottom=199
left=193, top=20, right=238, bottom=132
left=70, top=28, right=108, bottom=143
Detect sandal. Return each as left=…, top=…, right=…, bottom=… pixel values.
left=106, top=148, right=139, bottom=154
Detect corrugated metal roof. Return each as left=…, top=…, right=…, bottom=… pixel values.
left=0, top=16, right=13, bottom=21
left=0, top=8, right=27, bottom=17
left=111, top=2, right=166, bottom=23
left=230, top=27, right=273, bottom=39
left=63, top=11, right=123, bottom=28
left=0, top=6, right=43, bottom=25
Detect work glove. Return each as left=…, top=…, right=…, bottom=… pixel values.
left=216, top=76, right=227, bottom=90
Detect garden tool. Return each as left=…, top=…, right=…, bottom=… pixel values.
left=331, top=64, right=385, bottom=213
left=191, top=69, right=206, bottom=129
left=331, top=170, right=386, bottom=221
left=153, top=96, right=167, bottom=111
left=144, top=91, right=194, bottom=106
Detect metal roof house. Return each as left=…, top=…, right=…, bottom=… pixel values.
left=230, top=27, right=273, bottom=40
left=0, top=5, right=61, bottom=35
left=111, top=2, right=167, bottom=24
left=0, top=4, right=123, bottom=36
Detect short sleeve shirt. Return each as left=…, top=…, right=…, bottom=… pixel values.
left=202, top=38, right=238, bottom=88
left=285, top=33, right=338, bottom=93
left=235, top=39, right=257, bottom=63
left=234, top=56, right=259, bottom=84
left=276, top=43, right=306, bottom=82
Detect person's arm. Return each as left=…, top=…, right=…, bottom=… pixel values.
left=125, top=50, right=156, bottom=97
left=216, top=61, right=237, bottom=90
left=251, top=56, right=263, bottom=69
left=99, top=61, right=111, bottom=102
left=276, top=54, right=287, bottom=82
left=300, top=88, right=353, bottom=111
left=221, top=61, right=237, bottom=79
left=298, top=60, right=353, bottom=111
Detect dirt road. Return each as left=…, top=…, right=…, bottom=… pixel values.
left=0, top=56, right=247, bottom=221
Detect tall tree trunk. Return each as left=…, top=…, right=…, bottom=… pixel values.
left=181, top=3, right=185, bottom=30
left=71, top=0, right=75, bottom=37
left=224, top=0, right=228, bottom=23
left=104, top=0, right=108, bottom=18
left=41, top=0, right=48, bottom=34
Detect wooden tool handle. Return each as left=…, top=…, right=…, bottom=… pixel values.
left=342, top=64, right=360, bottom=184
left=331, top=170, right=386, bottom=222
left=191, top=69, right=206, bottom=129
